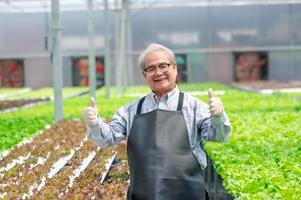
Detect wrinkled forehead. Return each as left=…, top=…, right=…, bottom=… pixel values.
left=143, top=51, right=172, bottom=67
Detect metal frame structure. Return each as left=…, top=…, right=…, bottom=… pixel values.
left=1, top=0, right=301, bottom=119
left=2, top=0, right=301, bottom=13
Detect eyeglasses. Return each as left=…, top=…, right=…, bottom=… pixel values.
left=143, top=62, right=172, bottom=75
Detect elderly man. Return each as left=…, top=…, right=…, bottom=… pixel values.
left=84, top=43, right=231, bottom=200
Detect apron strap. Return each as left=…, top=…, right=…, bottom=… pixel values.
left=136, top=96, right=146, bottom=115
left=177, top=92, right=184, bottom=111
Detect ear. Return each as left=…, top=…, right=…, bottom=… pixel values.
left=173, top=63, right=178, bottom=73
left=142, top=70, right=146, bottom=78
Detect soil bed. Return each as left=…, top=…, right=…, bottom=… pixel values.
left=0, top=98, right=50, bottom=111
left=0, top=120, right=128, bottom=199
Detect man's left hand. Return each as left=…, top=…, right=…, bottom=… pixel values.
left=208, top=88, right=223, bottom=117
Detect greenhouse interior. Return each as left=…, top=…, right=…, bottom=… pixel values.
left=0, top=0, right=300, bottom=199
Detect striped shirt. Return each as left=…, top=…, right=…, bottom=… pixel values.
left=87, top=86, right=231, bottom=169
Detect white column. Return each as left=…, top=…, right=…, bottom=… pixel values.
left=87, top=0, right=96, bottom=97
left=51, top=0, right=63, bottom=121
left=104, top=0, right=111, bottom=98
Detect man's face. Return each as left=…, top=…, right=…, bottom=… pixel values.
left=142, top=51, right=177, bottom=97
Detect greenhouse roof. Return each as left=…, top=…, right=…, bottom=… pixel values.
left=1, top=0, right=301, bottom=13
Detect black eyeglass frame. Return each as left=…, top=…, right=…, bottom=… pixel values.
left=143, top=62, right=173, bottom=74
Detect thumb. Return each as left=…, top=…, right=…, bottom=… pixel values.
left=90, top=96, right=96, bottom=108
left=208, top=88, right=214, bottom=100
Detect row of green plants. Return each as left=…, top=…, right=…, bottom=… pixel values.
left=272, top=92, right=301, bottom=102
left=0, top=87, right=88, bottom=100
left=195, top=85, right=300, bottom=198
left=0, top=82, right=300, bottom=199
left=0, top=88, right=31, bottom=99
left=0, top=88, right=139, bottom=152
left=0, top=87, right=89, bottom=151
left=204, top=88, right=300, bottom=199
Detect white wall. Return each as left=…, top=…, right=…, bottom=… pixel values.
left=207, top=52, right=233, bottom=83
left=24, top=57, right=52, bottom=89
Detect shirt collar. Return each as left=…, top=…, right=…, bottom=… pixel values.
left=150, top=86, right=179, bottom=105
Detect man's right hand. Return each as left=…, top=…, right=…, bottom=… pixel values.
left=83, top=97, right=99, bottom=127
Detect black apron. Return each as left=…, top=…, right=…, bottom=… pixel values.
left=127, top=92, right=208, bottom=200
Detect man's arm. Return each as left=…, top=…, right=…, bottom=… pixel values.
left=197, top=89, right=231, bottom=142
left=199, top=112, right=231, bottom=142
left=83, top=97, right=127, bottom=146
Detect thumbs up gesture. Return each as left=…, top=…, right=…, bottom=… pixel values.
left=83, top=97, right=99, bottom=127
left=208, top=88, right=223, bottom=117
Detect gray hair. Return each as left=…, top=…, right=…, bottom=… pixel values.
left=138, top=43, right=176, bottom=69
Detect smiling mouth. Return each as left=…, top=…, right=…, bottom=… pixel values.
left=154, top=78, right=167, bottom=82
